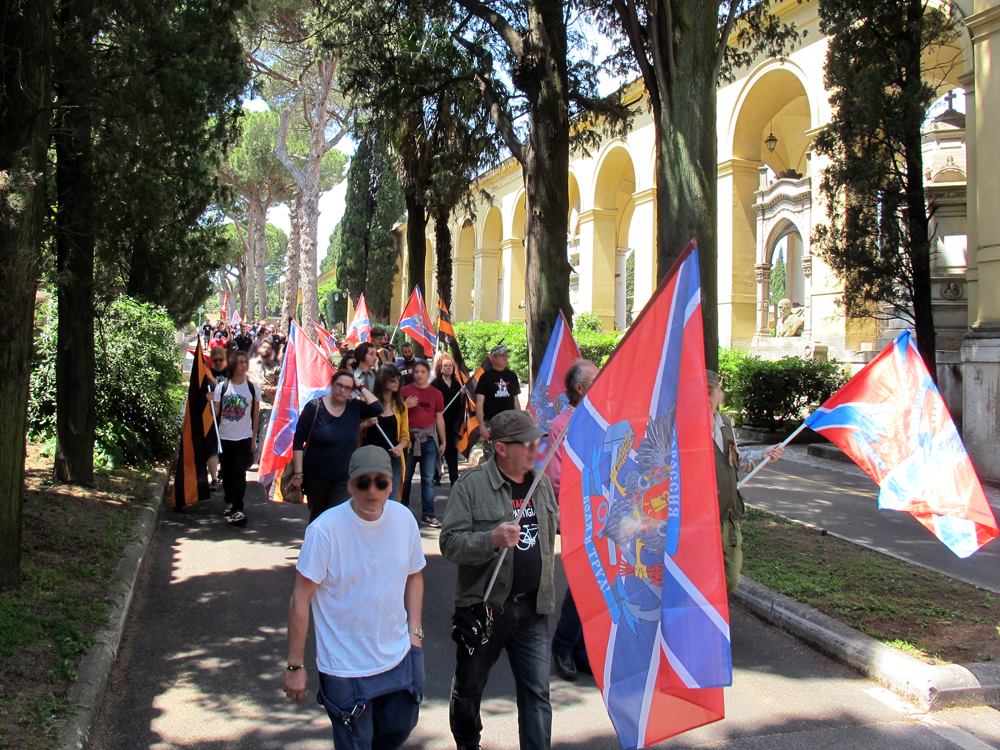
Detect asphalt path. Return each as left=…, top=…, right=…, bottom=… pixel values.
left=91, top=470, right=1000, bottom=750
left=739, top=448, right=1000, bottom=593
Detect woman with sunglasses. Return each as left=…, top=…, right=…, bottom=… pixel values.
left=432, top=354, right=464, bottom=486
left=287, top=370, right=382, bottom=523
left=361, top=365, right=413, bottom=499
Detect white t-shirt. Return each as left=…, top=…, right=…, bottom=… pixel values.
left=214, top=379, right=255, bottom=441
left=296, top=500, right=426, bottom=677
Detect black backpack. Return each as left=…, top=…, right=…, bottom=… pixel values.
left=217, top=378, right=257, bottom=406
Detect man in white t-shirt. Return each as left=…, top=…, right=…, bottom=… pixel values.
left=284, top=445, right=426, bottom=750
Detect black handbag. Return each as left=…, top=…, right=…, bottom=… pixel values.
left=451, top=603, right=494, bottom=656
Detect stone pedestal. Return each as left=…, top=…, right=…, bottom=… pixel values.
left=960, top=328, right=1000, bottom=482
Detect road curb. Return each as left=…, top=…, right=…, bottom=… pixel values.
left=57, top=468, right=168, bottom=750
left=734, top=577, right=1000, bottom=711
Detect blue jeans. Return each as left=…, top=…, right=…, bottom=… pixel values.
left=450, top=597, right=552, bottom=750
left=403, top=437, right=438, bottom=518
left=317, top=648, right=423, bottom=750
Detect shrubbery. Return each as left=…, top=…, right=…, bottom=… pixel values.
left=719, top=349, right=848, bottom=429
left=28, top=296, right=183, bottom=468
left=452, top=320, right=622, bottom=381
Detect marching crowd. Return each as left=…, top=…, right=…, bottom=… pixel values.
left=195, top=318, right=784, bottom=750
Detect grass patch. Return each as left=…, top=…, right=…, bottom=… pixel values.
left=0, top=445, right=155, bottom=750
left=741, top=506, right=1000, bottom=664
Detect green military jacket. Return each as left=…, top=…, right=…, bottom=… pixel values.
left=439, top=459, right=559, bottom=614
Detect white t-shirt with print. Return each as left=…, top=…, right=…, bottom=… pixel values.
left=296, top=500, right=426, bottom=677
left=214, top=379, right=255, bottom=441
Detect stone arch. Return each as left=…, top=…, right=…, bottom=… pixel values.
left=587, top=143, right=638, bottom=330
left=499, top=192, right=527, bottom=321
left=730, top=65, right=814, bottom=176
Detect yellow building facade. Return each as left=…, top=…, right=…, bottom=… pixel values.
left=390, top=0, right=1000, bottom=481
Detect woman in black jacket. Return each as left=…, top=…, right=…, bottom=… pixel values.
left=432, top=354, right=465, bottom=485
left=285, top=369, right=382, bottom=522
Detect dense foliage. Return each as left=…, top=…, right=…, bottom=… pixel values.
left=454, top=321, right=622, bottom=383
left=813, top=0, right=956, bottom=375
left=334, top=132, right=405, bottom=320
left=28, top=297, right=183, bottom=468
left=718, top=350, right=848, bottom=429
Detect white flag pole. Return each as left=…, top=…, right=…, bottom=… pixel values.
left=736, top=422, right=808, bottom=489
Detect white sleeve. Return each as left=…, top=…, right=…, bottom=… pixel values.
left=296, top=524, right=332, bottom=585
left=409, top=517, right=427, bottom=575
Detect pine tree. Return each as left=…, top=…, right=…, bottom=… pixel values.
left=769, top=252, right=786, bottom=306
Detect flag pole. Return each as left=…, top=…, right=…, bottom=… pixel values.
left=482, top=423, right=570, bottom=604
left=443, top=386, right=467, bottom=414
left=736, top=421, right=808, bottom=490
left=375, top=422, right=395, bottom=451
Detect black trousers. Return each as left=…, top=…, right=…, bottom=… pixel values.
left=219, top=438, right=251, bottom=512
left=443, top=428, right=460, bottom=484
left=306, top=478, right=349, bottom=523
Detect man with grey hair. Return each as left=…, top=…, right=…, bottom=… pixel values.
left=707, top=369, right=784, bottom=591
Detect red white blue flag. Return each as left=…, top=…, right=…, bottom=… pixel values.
left=313, top=321, right=338, bottom=359
left=345, top=293, right=372, bottom=345
left=259, top=320, right=334, bottom=491
left=805, top=330, right=998, bottom=557
left=529, top=309, right=580, bottom=469
left=559, top=242, right=729, bottom=749
left=398, top=285, right=438, bottom=356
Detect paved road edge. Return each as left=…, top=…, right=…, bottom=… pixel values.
left=57, top=468, right=168, bottom=750
left=735, top=576, right=1000, bottom=711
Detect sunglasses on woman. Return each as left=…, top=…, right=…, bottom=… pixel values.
left=355, top=475, right=391, bottom=491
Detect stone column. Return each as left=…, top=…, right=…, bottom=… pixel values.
left=754, top=263, right=771, bottom=336
left=452, top=257, right=474, bottom=321
left=961, top=3, right=1000, bottom=482
left=802, top=254, right=813, bottom=340
left=500, top=237, right=526, bottom=321
left=577, top=208, right=618, bottom=330
left=629, top=188, right=657, bottom=317
left=716, top=158, right=761, bottom=348
left=474, top=246, right=501, bottom=322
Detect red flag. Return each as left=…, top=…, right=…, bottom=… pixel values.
left=560, top=242, right=728, bottom=748
left=805, top=330, right=998, bottom=557
left=344, top=294, right=372, bottom=345
left=397, top=286, right=438, bottom=356
left=314, top=321, right=338, bottom=359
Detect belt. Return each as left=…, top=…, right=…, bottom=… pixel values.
left=507, top=591, right=536, bottom=604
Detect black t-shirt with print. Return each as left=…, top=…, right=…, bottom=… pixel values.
left=476, top=368, right=521, bottom=421
left=501, top=470, right=542, bottom=597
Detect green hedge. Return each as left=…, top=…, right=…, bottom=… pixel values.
left=452, top=321, right=622, bottom=382
left=719, top=349, right=848, bottom=429
left=28, top=296, right=183, bottom=468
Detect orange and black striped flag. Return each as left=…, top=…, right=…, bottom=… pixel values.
left=173, top=340, right=220, bottom=510
left=437, top=298, right=472, bottom=380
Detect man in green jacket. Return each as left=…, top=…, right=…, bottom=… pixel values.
left=440, top=409, right=558, bottom=750
left=708, top=370, right=784, bottom=591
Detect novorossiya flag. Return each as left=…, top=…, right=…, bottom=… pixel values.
left=805, top=330, right=999, bottom=557
left=560, top=241, right=730, bottom=749
left=528, top=309, right=581, bottom=453
left=258, top=320, right=334, bottom=497
left=398, top=285, right=438, bottom=357
left=173, top=340, right=220, bottom=510
left=313, top=321, right=338, bottom=359
left=345, top=293, right=372, bottom=345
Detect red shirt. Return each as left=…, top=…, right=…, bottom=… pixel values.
left=402, top=383, right=444, bottom=430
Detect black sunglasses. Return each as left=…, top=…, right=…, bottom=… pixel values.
left=355, top=475, right=391, bottom=491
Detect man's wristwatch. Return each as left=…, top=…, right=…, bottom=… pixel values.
left=285, top=663, right=305, bottom=672
left=409, top=627, right=424, bottom=641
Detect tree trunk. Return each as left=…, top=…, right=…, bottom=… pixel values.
left=54, top=0, right=98, bottom=485
left=653, top=21, right=719, bottom=370
left=522, top=0, right=573, bottom=382
left=0, top=0, right=52, bottom=588
left=405, top=191, right=428, bottom=296
left=902, top=0, right=936, bottom=379
left=254, top=202, right=268, bottom=320
left=433, top=205, right=453, bottom=308
left=299, top=183, right=321, bottom=339
left=280, top=192, right=301, bottom=335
